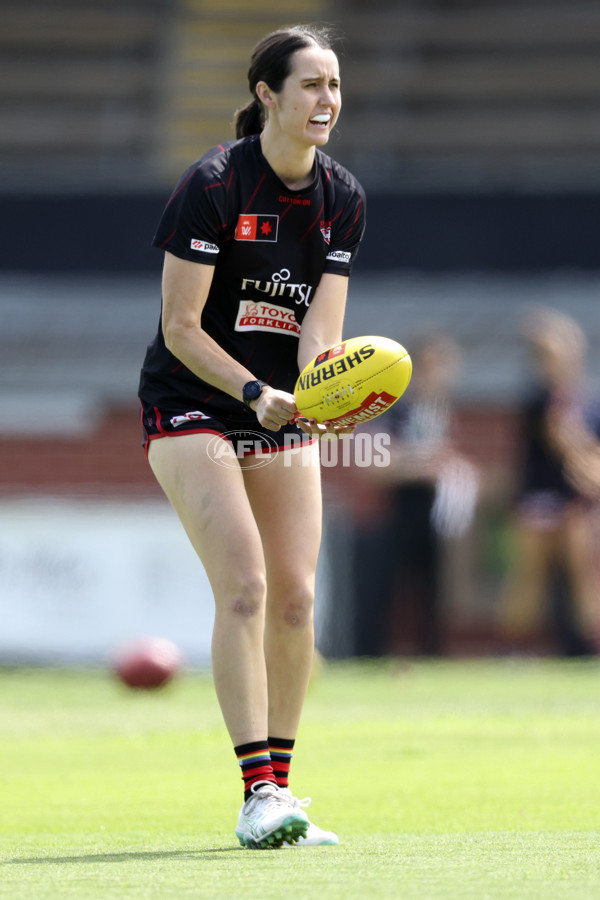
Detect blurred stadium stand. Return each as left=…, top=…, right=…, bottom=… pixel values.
left=0, top=1, right=169, bottom=190
left=2, top=0, right=600, bottom=483
left=333, top=0, right=600, bottom=193
left=1, top=1, right=600, bottom=657
left=1, top=0, right=599, bottom=403
left=1, top=0, right=599, bottom=270
left=3, top=0, right=600, bottom=195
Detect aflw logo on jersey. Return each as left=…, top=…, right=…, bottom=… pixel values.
left=235, top=301, right=300, bottom=337
left=235, top=215, right=279, bottom=242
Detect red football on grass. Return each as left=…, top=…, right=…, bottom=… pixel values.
left=113, top=637, right=183, bottom=689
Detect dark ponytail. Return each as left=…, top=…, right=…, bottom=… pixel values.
left=234, top=25, right=335, bottom=138
left=234, top=98, right=264, bottom=140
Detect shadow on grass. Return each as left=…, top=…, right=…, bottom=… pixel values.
left=3, top=848, right=241, bottom=865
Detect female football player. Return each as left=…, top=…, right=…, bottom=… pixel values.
left=138, top=25, right=365, bottom=848
left=498, top=308, right=600, bottom=655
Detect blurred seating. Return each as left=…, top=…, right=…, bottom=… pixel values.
left=0, top=0, right=329, bottom=190
left=2, top=1, right=599, bottom=193
left=0, top=1, right=168, bottom=188
left=332, top=0, right=600, bottom=190
left=158, top=0, right=326, bottom=179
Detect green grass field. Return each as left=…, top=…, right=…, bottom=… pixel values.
left=1, top=658, right=599, bottom=899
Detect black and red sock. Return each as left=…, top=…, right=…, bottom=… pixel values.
left=234, top=740, right=277, bottom=801
left=268, top=736, right=295, bottom=790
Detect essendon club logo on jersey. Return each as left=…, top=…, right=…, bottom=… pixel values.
left=320, top=221, right=331, bottom=244
left=235, top=214, right=279, bottom=242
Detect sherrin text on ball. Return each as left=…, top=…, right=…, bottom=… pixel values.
left=294, top=335, right=412, bottom=426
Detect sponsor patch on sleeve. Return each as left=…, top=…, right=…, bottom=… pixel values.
left=325, top=249, right=352, bottom=264
left=191, top=238, right=219, bottom=254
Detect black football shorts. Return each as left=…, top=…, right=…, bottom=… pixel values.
left=139, top=399, right=314, bottom=458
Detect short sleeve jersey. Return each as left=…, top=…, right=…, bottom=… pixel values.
left=518, top=385, right=600, bottom=499
left=139, top=135, right=366, bottom=419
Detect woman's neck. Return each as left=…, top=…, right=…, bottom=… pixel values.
left=260, top=132, right=316, bottom=191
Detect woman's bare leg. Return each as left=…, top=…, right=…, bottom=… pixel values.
left=498, top=523, right=557, bottom=644
left=242, top=441, right=322, bottom=739
left=148, top=433, right=269, bottom=745
left=561, top=505, right=600, bottom=648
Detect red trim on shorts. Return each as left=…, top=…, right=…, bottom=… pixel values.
left=143, top=428, right=228, bottom=458
left=139, top=402, right=149, bottom=448
left=153, top=406, right=168, bottom=436
left=244, top=435, right=317, bottom=455
left=147, top=430, right=317, bottom=457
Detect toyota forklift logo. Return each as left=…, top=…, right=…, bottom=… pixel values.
left=206, top=431, right=280, bottom=468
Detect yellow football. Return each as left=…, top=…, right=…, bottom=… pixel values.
left=294, top=335, right=412, bottom=426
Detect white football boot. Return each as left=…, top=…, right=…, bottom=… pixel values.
left=278, top=789, right=339, bottom=846
left=235, top=781, right=309, bottom=849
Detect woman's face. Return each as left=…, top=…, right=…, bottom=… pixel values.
left=530, top=333, right=582, bottom=386
left=262, top=45, right=341, bottom=149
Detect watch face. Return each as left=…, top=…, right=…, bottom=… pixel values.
left=243, top=381, right=263, bottom=403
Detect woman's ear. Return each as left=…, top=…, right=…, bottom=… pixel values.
left=255, top=81, right=276, bottom=109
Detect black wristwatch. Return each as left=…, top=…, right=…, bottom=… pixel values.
left=242, top=380, right=267, bottom=408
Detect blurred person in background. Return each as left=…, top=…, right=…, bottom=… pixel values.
left=497, top=308, right=600, bottom=655
left=138, top=25, right=365, bottom=848
left=351, top=334, right=478, bottom=657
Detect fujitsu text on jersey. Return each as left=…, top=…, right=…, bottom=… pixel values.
left=241, top=268, right=314, bottom=306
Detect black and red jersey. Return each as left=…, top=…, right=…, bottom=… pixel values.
left=138, top=135, right=366, bottom=420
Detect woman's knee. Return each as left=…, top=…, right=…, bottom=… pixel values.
left=269, top=580, right=315, bottom=629
left=218, top=570, right=267, bottom=619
